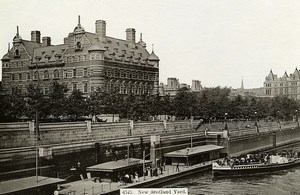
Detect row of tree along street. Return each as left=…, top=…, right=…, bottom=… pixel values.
left=0, top=81, right=300, bottom=123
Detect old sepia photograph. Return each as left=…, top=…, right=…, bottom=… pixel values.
left=1, top=0, right=300, bottom=194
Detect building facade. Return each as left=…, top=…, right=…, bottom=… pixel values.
left=1, top=16, right=160, bottom=96
left=159, top=77, right=202, bottom=96
left=263, top=69, right=300, bottom=100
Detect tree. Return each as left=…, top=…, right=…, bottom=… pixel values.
left=101, top=87, right=124, bottom=121
left=198, top=87, right=231, bottom=120
left=0, top=88, right=26, bottom=122
left=25, top=84, right=47, bottom=119
left=66, top=90, right=88, bottom=121
left=173, top=87, right=198, bottom=119
left=48, top=81, right=68, bottom=120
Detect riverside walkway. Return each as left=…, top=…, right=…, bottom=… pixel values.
left=59, top=161, right=213, bottom=195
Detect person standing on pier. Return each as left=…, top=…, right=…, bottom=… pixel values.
left=176, top=163, right=180, bottom=172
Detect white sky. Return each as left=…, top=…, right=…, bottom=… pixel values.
left=1, top=0, right=300, bottom=89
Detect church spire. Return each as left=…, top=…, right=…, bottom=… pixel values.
left=241, top=77, right=244, bottom=90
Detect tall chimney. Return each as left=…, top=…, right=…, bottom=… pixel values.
left=31, top=31, right=41, bottom=43
left=42, top=37, right=51, bottom=47
left=95, top=20, right=106, bottom=42
left=126, top=28, right=136, bottom=48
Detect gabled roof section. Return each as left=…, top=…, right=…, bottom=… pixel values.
left=282, top=71, right=289, bottom=79
left=266, top=69, right=274, bottom=81
left=3, top=40, right=40, bottom=60
left=292, top=67, right=299, bottom=79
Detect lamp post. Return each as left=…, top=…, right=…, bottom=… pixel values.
left=295, top=110, right=299, bottom=128
left=254, top=111, right=258, bottom=123
left=143, top=150, right=151, bottom=180
left=224, top=113, right=228, bottom=130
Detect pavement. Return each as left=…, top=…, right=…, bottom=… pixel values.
left=58, top=162, right=214, bottom=195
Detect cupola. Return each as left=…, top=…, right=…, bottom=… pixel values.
left=148, top=44, right=160, bottom=61
left=13, top=26, right=22, bottom=43
left=138, top=33, right=146, bottom=48
left=73, top=15, right=85, bottom=34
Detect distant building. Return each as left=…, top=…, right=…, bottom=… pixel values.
left=1, top=16, right=160, bottom=96
left=159, top=77, right=202, bottom=96
left=229, top=78, right=265, bottom=98
left=263, top=69, right=300, bottom=100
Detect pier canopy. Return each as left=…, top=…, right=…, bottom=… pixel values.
left=0, top=176, right=65, bottom=195
left=86, top=158, right=151, bottom=182
left=164, top=144, right=225, bottom=166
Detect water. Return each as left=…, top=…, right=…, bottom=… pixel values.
left=160, top=169, right=300, bottom=194
left=160, top=143, right=300, bottom=195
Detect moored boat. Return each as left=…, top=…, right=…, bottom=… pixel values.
left=212, top=155, right=300, bottom=177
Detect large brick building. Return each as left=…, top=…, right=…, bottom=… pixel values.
left=1, top=16, right=160, bottom=96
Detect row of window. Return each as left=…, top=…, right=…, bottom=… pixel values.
left=106, top=81, right=153, bottom=95
left=2, top=60, right=31, bottom=68
left=64, top=53, right=103, bottom=63
left=11, top=82, right=89, bottom=95
left=104, top=68, right=156, bottom=81
left=11, top=68, right=89, bottom=81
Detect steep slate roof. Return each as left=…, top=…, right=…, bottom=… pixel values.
left=148, top=51, right=160, bottom=61
left=33, top=44, right=67, bottom=63
left=22, top=40, right=42, bottom=57
left=76, top=32, right=151, bottom=63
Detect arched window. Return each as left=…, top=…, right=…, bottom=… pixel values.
left=138, top=84, right=142, bottom=94
left=127, top=82, right=132, bottom=94
left=76, top=42, right=82, bottom=50
left=44, top=70, right=49, bottom=79
left=34, top=71, right=39, bottom=80
left=54, top=69, right=59, bottom=78
left=133, top=82, right=138, bottom=94
left=115, top=80, right=120, bottom=91
left=15, top=49, right=20, bottom=57
left=126, top=71, right=132, bottom=79
left=120, top=70, right=126, bottom=78
left=120, top=82, right=126, bottom=94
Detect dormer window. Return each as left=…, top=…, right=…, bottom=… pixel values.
left=14, top=49, right=20, bottom=58
left=75, top=42, right=82, bottom=51
left=44, top=70, right=49, bottom=80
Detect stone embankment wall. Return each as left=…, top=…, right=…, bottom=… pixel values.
left=0, top=120, right=297, bottom=149
left=226, top=121, right=300, bottom=155
left=0, top=120, right=199, bottom=149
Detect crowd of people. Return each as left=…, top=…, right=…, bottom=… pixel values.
left=217, top=151, right=300, bottom=167
left=119, top=163, right=166, bottom=185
